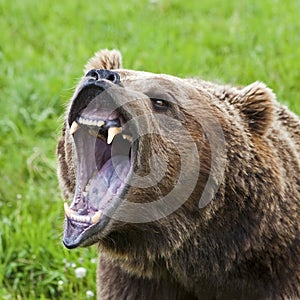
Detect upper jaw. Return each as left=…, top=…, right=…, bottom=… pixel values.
left=68, top=78, right=115, bottom=126
left=63, top=80, right=136, bottom=249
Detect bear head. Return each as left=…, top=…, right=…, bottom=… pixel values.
left=57, top=49, right=276, bottom=259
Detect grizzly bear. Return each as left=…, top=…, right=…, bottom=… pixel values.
left=57, top=49, right=300, bottom=299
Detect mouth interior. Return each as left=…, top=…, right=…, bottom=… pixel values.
left=63, top=97, right=134, bottom=247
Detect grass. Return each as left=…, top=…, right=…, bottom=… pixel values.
left=0, top=0, right=299, bottom=298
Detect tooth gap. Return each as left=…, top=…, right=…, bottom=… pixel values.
left=104, top=119, right=121, bottom=129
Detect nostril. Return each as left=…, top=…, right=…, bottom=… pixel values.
left=107, top=72, right=120, bottom=84
left=85, top=69, right=99, bottom=80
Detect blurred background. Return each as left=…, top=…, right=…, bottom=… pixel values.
left=0, top=0, right=299, bottom=299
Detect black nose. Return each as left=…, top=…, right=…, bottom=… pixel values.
left=85, top=69, right=120, bottom=84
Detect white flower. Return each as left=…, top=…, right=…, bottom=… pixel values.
left=90, top=258, right=97, bottom=264
left=57, top=280, right=64, bottom=291
left=58, top=280, right=64, bottom=286
left=86, top=290, right=95, bottom=298
left=75, top=267, right=87, bottom=278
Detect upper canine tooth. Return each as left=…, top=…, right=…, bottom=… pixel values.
left=70, top=121, right=80, bottom=135
left=107, top=127, right=122, bottom=144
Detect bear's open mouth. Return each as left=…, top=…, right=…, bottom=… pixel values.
left=63, top=83, right=135, bottom=248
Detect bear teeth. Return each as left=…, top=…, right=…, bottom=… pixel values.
left=70, top=121, right=80, bottom=135
left=64, top=202, right=102, bottom=225
left=91, top=211, right=102, bottom=224
left=64, top=202, right=76, bottom=218
left=72, top=116, right=132, bottom=145
left=78, top=117, right=105, bottom=127
left=107, top=127, right=122, bottom=144
left=122, top=134, right=133, bottom=142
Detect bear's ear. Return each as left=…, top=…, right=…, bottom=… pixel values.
left=237, top=82, right=275, bottom=136
left=84, top=49, right=122, bottom=73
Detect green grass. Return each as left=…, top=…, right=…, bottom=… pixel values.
left=0, top=0, right=299, bottom=298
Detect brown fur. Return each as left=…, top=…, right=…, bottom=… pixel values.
left=58, top=49, right=300, bottom=299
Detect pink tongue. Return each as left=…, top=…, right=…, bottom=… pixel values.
left=88, top=155, right=131, bottom=210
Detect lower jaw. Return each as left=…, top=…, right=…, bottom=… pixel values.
left=63, top=214, right=111, bottom=248
left=63, top=155, right=132, bottom=249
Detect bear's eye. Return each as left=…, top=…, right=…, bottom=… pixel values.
left=150, top=98, right=170, bottom=112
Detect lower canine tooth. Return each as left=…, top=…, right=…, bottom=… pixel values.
left=64, top=202, right=77, bottom=218
left=70, top=121, right=80, bottom=135
left=107, top=127, right=122, bottom=144
left=91, top=210, right=102, bottom=224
